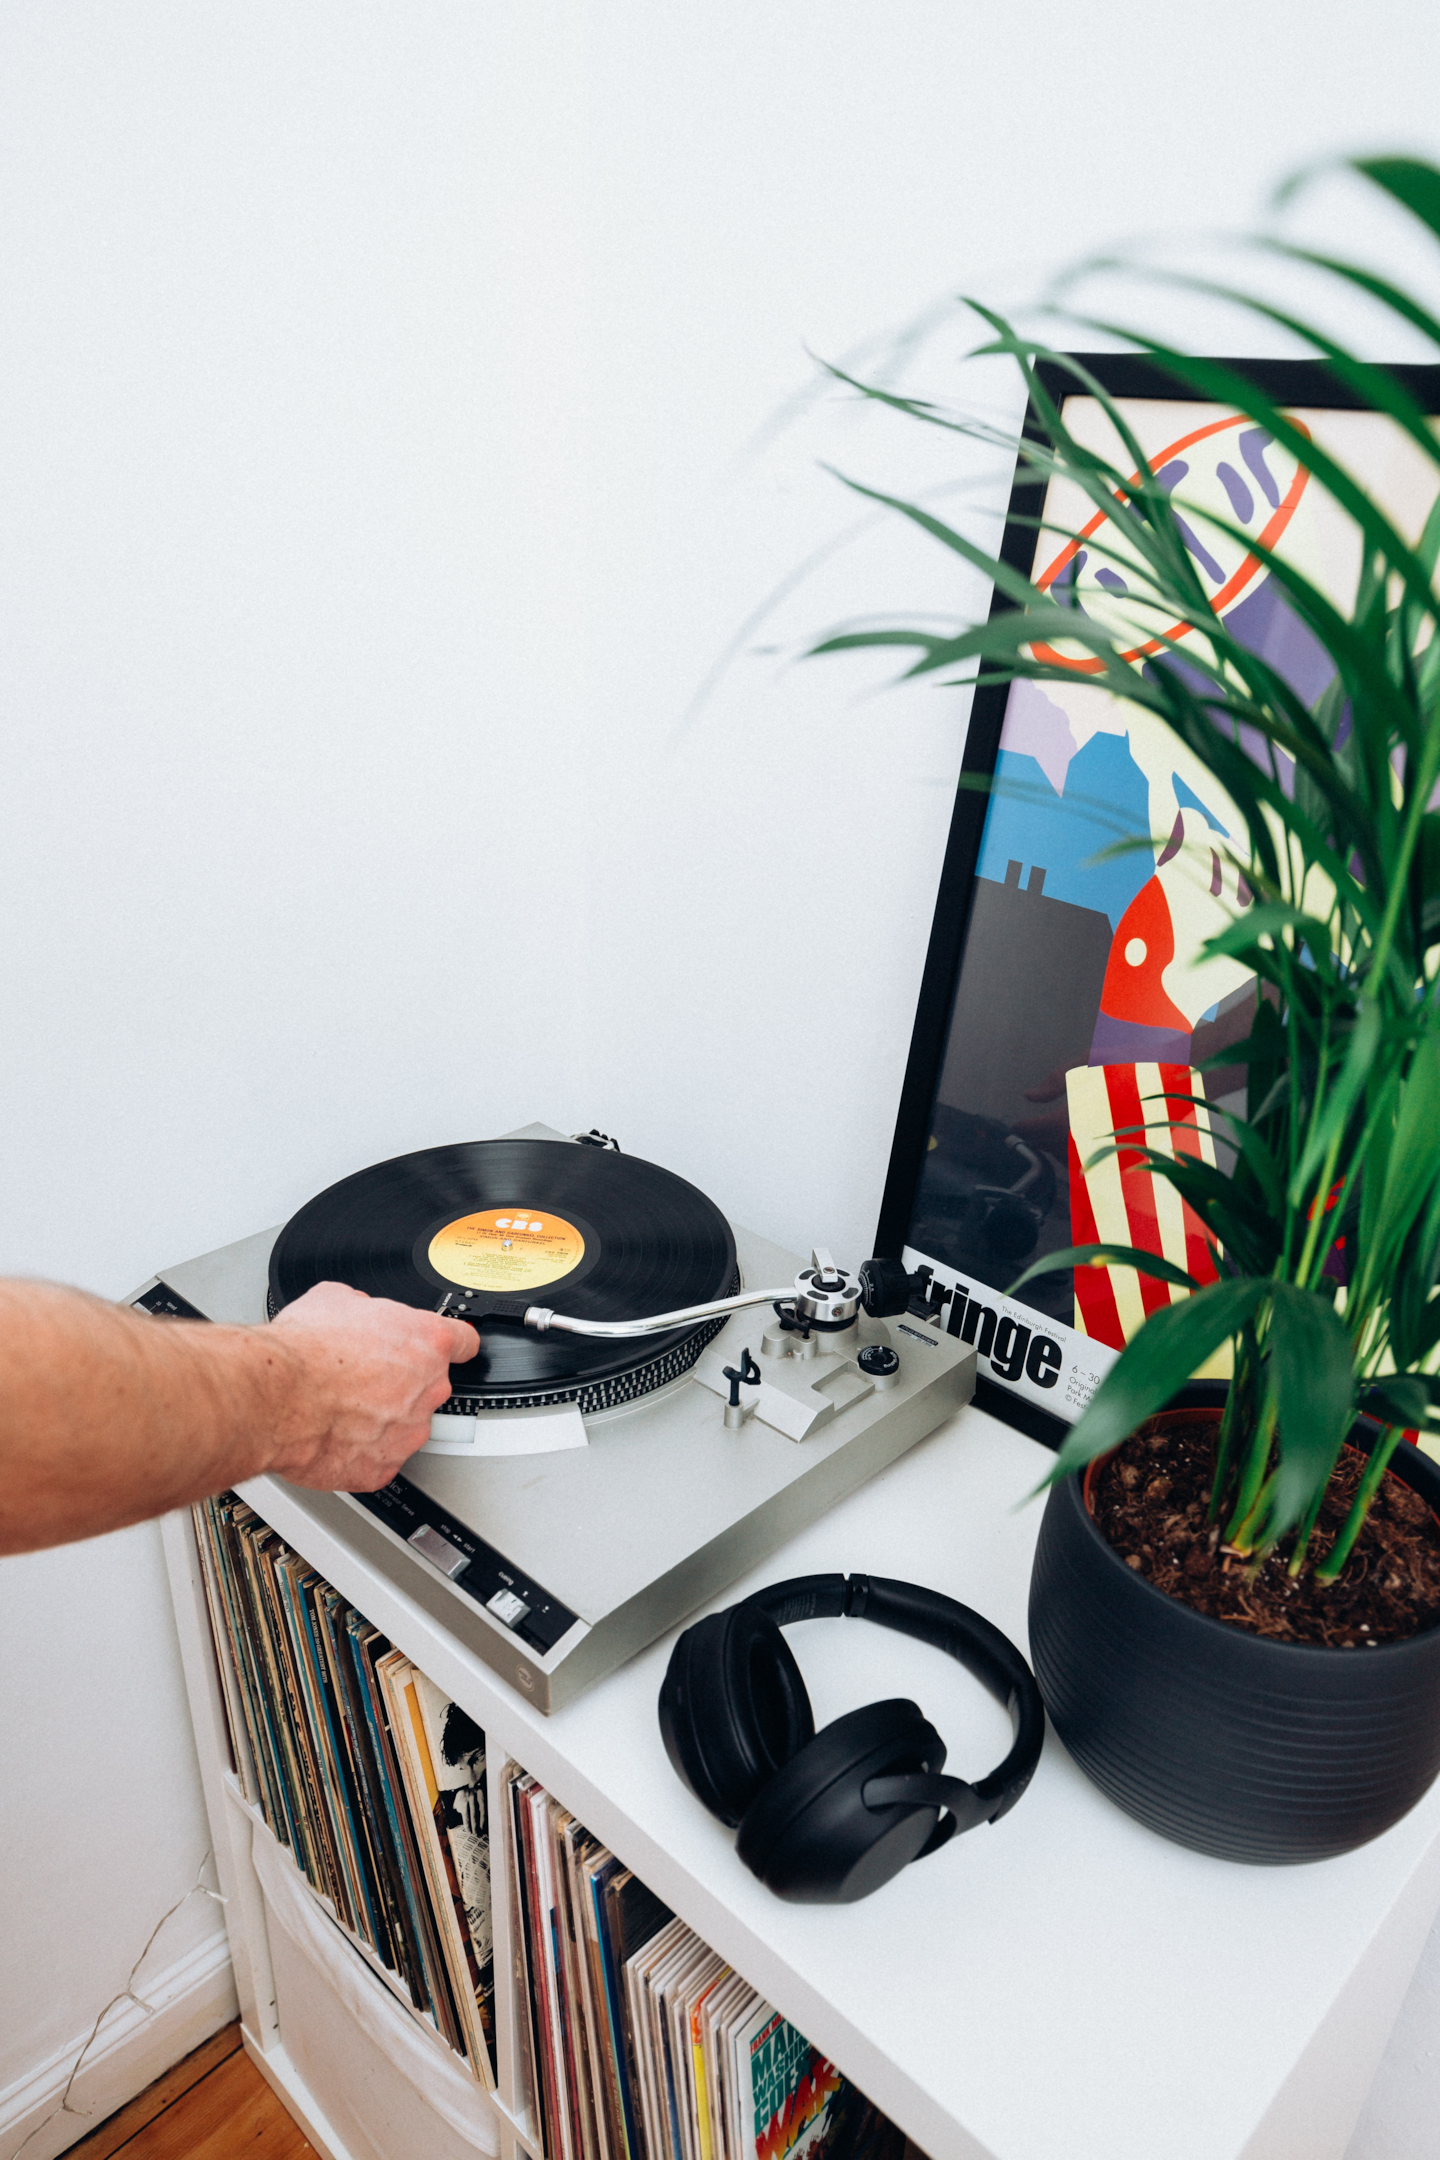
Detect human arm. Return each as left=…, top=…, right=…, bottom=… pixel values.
left=0, top=1278, right=479, bottom=1556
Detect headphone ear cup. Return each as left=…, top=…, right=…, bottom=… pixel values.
left=658, top=1603, right=814, bottom=1827
left=735, top=1700, right=944, bottom=1903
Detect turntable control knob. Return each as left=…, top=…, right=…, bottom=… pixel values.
left=858, top=1256, right=913, bottom=1318
left=857, top=1343, right=900, bottom=1390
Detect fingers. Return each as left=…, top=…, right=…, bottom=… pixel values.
left=273, top=1280, right=371, bottom=1327
left=262, top=1287, right=483, bottom=1494
left=274, top=1283, right=479, bottom=1365
left=440, top=1317, right=480, bottom=1364
left=340, top=1298, right=477, bottom=1370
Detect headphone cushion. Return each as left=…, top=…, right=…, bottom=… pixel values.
left=658, top=1602, right=815, bottom=1828
left=735, top=1699, right=944, bottom=1904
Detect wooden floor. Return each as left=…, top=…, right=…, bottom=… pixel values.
left=70, top=2024, right=315, bottom=2160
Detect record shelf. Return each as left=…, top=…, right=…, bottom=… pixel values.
left=163, top=1401, right=1440, bottom=2160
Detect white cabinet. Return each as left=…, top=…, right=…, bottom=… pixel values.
left=163, top=1406, right=1440, bottom=2160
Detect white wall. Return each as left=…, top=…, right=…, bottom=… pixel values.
left=2, top=3, right=1439, bottom=2151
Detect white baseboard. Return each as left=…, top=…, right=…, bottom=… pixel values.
left=0, top=1928, right=238, bottom=2160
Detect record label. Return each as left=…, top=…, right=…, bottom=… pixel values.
left=428, top=1207, right=585, bottom=1293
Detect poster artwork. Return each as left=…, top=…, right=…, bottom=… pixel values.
left=904, top=398, right=1439, bottom=1418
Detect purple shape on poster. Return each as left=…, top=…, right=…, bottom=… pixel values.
left=999, top=678, right=1079, bottom=795
left=1054, top=549, right=1094, bottom=619
left=1240, top=428, right=1281, bottom=508
left=1089, top=1011, right=1192, bottom=1067
left=1217, top=461, right=1254, bottom=522
left=1173, top=512, right=1226, bottom=584
left=1152, top=459, right=1225, bottom=580
left=1096, top=567, right=1129, bottom=592
left=1223, top=572, right=1336, bottom=710
left=1143, top=569, right=1338, bottom=800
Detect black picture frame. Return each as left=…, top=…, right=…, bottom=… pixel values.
left=875, top=353, right=1440, bottom=1450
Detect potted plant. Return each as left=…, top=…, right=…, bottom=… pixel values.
left=814, top=156, right=1440, bottom=1860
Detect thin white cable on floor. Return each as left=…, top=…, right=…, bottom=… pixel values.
left=6, top=1850, right=223, bottom=2160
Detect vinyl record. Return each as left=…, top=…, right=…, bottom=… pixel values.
left=268, top=1138, right=739, bottom=1413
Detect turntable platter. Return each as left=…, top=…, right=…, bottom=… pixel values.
left=268, top=1137, right=739, bottom=1413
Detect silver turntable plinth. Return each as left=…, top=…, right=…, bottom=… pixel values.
left=137, top=1134, right=975, bottom=1711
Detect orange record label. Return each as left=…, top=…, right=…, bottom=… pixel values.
left=428, top=1208, right=585, bottom=1292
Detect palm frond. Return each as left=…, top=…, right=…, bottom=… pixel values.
left=809, top=155, right=1440, bottom=1564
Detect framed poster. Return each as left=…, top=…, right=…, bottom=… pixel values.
left=876, top=355, right=1440, bottom=1445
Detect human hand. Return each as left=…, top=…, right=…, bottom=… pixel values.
left=266, top=1281, right=479, bottom=1492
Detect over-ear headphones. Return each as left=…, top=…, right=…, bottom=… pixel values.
left=658, top=1573, right=1044, bottom=1904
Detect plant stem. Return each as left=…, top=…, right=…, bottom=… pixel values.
left=1230, top=1469, right=1277, bottom=1555
left=1315, top=1426, right=1403, bottom=1585
left=1226, top=1391, right=1278, bottom=1550
left=1369, top=721, right=1440, bottom=989
left=1287, top=1477, right=1330, bottom=1579
left=1295, top=1126, right=1344, bottom=1286
left=1282, top=947, right=1304, bottom=1277
left=1209, top=1323, right=1257, bottom=1524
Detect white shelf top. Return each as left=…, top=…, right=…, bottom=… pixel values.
left=240, top=1401, right=1440, bottom=2160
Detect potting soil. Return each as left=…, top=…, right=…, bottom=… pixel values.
left=1091, top=1419, right=1440, bottom=1647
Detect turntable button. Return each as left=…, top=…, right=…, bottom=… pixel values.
left=487, top=1586, right=531, bottom=1629
left=407, top=1523, right=470, bottom=1579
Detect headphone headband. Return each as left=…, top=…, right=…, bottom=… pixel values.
left=749, top=1571, right=1043, bottom=1824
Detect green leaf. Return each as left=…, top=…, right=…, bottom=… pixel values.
left=1370, top=1038, right=1440, bottom=1275
left=1005, top=1242, right=1201, bottom=1300
left=1159, top=1089, right=1287, bottom=1221
left=1388, top=1178, right=1440, bottom=1368
left=1256, top=240, right=1440, bottom=362
left=1089, top=1147, right=1279, bottom=1274
left=1265, top=1283, right=1357, bottom=1537
left=1039, top=1278, right=1268, bottom=1489
left=1356, top=1075, right=1399, bottom=1284
left=816, top=471, right=1046, bottom=614
left=1420, top=814, right=1440, bottom=945
left=1202, top=903, right=1336, bottom=968
left=1354, top=156, right=1440, bottom=243
left=1244, top=997, right=1287, bottom=1131
left=1366, top=1377, right=1433, bottom=1429
left=1292, top=1000, right=1383, bottom=1206
left=1084, top=259, right=1440, bottom=480
left=1406, top=1296, right=1440, bottom=1365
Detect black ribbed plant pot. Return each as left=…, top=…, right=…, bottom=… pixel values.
left=1029, top=1393, right=1440, bottom=1863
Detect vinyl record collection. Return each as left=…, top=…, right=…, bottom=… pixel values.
left=194, top=1495, right=497, bottom=2085
left=193, top=1495, right=907, bottom=2160
left=504, top=1767, right=906, bottom=2160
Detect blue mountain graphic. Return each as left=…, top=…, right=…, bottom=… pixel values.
left=974, top=730, right=1153, bottom=930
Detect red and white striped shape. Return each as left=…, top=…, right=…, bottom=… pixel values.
left=1065, top=1063, right=1220, bottom=1351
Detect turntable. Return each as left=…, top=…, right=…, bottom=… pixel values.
left=132, top=1124, right=976, bottom=1709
